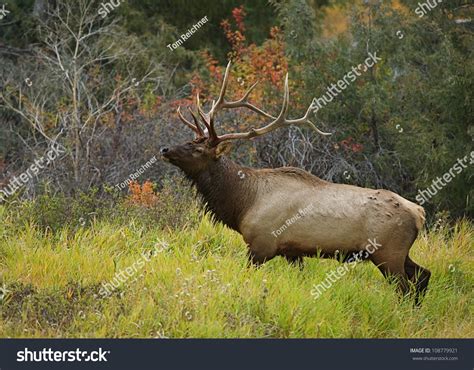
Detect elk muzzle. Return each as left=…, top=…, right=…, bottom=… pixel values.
left=160, top=147, right=171, bottom=162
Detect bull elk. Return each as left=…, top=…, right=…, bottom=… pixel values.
left=161, top=61, right=431, bottom=304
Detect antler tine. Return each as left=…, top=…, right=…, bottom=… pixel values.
left=187, top=107, right=205, bottom=137
left=199, top=62, right=232, bottom=142
left=196, top=93, right=208, bottom=129
left=194, top=61, right=277, bottom=143
left=279, top=76, right=331, bottom=136
left=220, top=80, right=275, bottom=120
left=200, top=61, right=275, bottom=139
left=285, top=100, right=332, bottom=136
left=213, top=60, right=232, bottom=109
left=195, top=61, right=232, bottom=129
left=276, top=73, right=291, bottom=125
left=196, top=92, right=216, bottom=139
left=241, top=73, right=291, bottom=135
left=177, top=106, right=202, bottom=136
left=213, top=61, right=276, bottom=119
left=225, top=74, right=290, bottom=137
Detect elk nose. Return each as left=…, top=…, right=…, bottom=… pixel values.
left=160, top=147, right=169, bottom=154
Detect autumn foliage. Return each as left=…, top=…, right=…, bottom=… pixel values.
left=127, top=180, right=159, bottom=207
left=185, top=6, right=291, bottom=138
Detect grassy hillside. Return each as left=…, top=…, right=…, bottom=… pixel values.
left=0, top=205, right=472, bottom=338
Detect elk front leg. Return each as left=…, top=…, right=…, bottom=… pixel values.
left=247, top=250, right=265, bottom=266
left=246, top=242, right=276, bottom=267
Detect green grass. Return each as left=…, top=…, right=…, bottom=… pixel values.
left=0, top=205, right=472, bottom=338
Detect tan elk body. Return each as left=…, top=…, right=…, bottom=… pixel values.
left=239, top=168, right=425, bottom=260
left=161, top=61, right=431, bottom=304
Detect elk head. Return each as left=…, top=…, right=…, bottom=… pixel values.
left=160, top=61, right=331, bottom=175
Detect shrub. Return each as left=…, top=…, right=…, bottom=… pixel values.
left=2, top=176, right=200, bottom=233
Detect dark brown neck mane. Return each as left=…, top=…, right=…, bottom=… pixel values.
left=184, top=156, right=257, bottom=232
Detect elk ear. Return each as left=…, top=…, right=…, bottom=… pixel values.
left=215, top=141, right=233, bottom=158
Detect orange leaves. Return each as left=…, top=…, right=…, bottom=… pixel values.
left=200, top=51, right=220, bottom=82
left=221, top=19, right=246, bottom=57
left=127, top=180, right=159, bottom=207
left=188, top=6, right=291, bottom=134
left=202, top=8, right=288, bottom=100
left=170, top=97, right=193, bottom=110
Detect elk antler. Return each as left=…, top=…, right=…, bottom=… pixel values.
left=177, top=106, right=205, bottom=138
left=176, top=61, right=331, bottom=145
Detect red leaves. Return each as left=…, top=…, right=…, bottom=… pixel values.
left=232, top=5, right=246, bottom=32
left=188, top=7, right=289, bottom=135
left=340, top=137, right=364, bottom=153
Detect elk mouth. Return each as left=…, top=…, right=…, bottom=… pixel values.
left=160, top=151, right=181, bottom=166
left=160, top=147, right=171, bottom=162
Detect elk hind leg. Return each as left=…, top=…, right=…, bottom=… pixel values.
left=371, top=252, right=412, bottom=299
left=404, top=256, right=431, bottom=306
